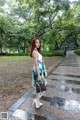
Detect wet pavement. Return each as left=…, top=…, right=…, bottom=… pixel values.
left=7, top=51, right=80, bottom=120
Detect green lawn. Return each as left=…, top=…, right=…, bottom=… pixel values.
left=0, top=56, right=50, bottom=62
left=0, top=56, right=32, bottom=62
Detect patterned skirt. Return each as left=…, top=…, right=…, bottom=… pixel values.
left=32, top=69, right=47, bottom=88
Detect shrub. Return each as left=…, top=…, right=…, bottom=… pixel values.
left=74, top=49, right=80, bottom=55
left=6, top=53, right=29, bottom=56
left=42, top=50, right=66, bottom=57
left=0, top=50, right=66, bottom=57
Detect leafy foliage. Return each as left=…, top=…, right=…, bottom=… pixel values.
left=0, top=0, right=80, bottom=53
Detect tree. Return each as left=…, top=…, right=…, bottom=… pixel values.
left=0, top=0, right=80, bottom=53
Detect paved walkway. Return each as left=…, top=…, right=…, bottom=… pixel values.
left=8, top=51, right=80, bottom=120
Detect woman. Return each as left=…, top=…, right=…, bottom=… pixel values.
left=30, top=38, right=47, bottom=109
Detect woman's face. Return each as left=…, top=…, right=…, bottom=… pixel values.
left=35, top=39, right=40, bottom=48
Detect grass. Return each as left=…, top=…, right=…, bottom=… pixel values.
left=0, top=55, right=52, bottom=62
left=0, top=56, right=32, bottom=62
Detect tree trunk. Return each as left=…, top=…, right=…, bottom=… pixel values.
left=0, top=47, right=3, bottom=53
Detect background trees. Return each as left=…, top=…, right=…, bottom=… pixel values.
left=0, top=0, right=80, bottom=53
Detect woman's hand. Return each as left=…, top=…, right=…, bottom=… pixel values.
left=38, top=75, right=42, bottom=81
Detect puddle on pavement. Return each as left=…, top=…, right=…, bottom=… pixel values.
left=51, top=96, right=80, bottom=112
left=47, top=85, right=80, bottom=94
left=50, top=78, right=80, bottom=85
left=51, top=73, right=80, bottom=78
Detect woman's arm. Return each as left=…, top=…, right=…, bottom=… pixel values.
left=32, top=51, right=41, bottom=80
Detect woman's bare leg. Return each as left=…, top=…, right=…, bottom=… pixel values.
left=38, top=91, right=44, bottom=98
left=36, top=93, right=40, bottom=102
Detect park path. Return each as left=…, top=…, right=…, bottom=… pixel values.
left=8, top=51, right=80, bottom=120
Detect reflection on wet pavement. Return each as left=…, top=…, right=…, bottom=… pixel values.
left=41, top=96, right=52, bottom=102
left=50, top=78, right=80, bottom=85
left=47, top=84, right=80, bottom=94
left=31, top=94, right=80, bottom=112
left=51, top=73, right=80, bottom=78
left=59, top=63, right=80, bottom=67
left=60, top=64, right=80, bottom=67
left=47, top=85, right=69, bottom=92
left=31, top=95, right=80, bottom=113
left=11, top=109, right=62, bottom=120
left=51, top=96, right=80, bottom=112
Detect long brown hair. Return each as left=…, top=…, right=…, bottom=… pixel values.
left=30, top=38, right=42, bottom=57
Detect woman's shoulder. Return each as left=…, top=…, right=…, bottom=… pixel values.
left=32, top=50, right=38, bottom=57
left=32, top=50, right=38, bottom=54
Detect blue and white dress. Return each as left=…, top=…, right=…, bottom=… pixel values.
left=32, top=49, right=47, bottom=88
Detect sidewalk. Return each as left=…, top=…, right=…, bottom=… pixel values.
left=8, top=51, right=80, bottom=120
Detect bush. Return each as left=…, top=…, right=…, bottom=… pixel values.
left=0, top=52, right=7, bottom=56
left=6, top=53, right=29, bottom=56
left=0, top=50, right=66, bottom=57
left=42, top=50, right=66, bottom=57
left=74, top=49, right=80, bottom=55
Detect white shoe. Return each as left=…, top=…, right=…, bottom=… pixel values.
left=45, top=80, right=47, bottom=86
left=33, top=99, right=40, bottom=109
left=38, top=102, right=43, bottom=107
